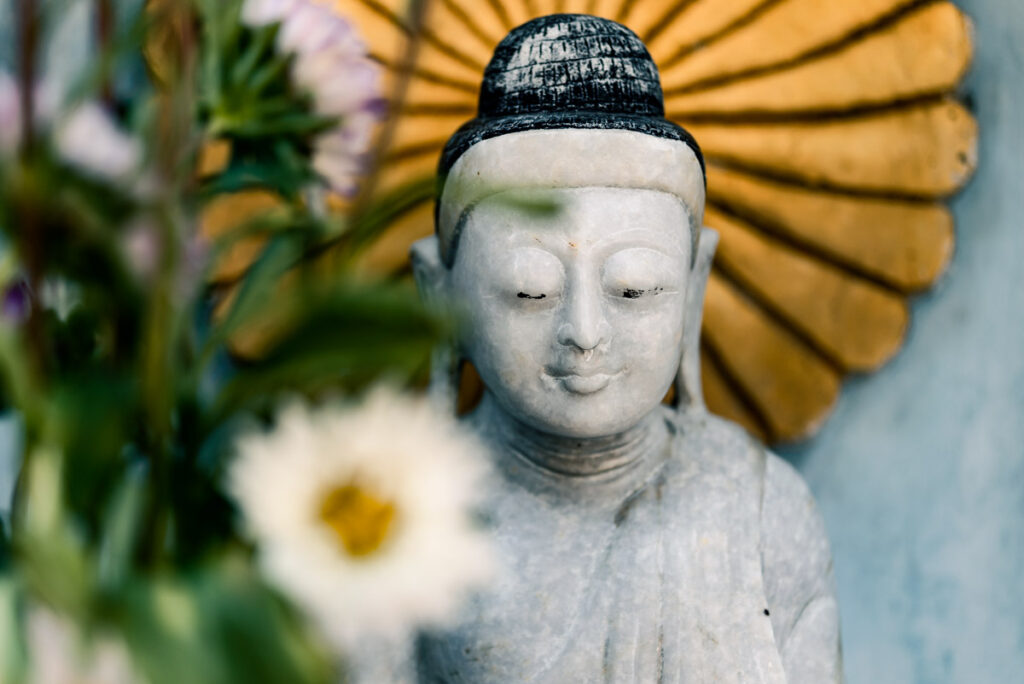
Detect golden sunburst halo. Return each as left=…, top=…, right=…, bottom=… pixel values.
left=334, top=0, right=977, bottom=443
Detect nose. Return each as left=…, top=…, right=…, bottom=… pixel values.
left=557, top=280, right=611, bottom=352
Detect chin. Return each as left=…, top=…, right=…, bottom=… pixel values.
left=520, top=395, right=654, bottom=439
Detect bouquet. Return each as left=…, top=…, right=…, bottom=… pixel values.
left=0, top=1, right=492, bottom=681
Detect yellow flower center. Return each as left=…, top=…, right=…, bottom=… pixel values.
left=319, top=483, right=397, bottom=558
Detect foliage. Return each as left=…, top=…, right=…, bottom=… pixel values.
left=0, top=0, right=446, bottom=680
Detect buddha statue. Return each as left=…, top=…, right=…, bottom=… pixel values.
left=409, top=14, right=842, bottom=684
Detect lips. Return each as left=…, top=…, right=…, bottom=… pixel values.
left=545, top=367, right=622, bottom=395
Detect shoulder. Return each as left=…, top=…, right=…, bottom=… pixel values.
left=671, top=408, right=767, bottom=480
left=761, top=452, right=837, bottom=643
left=761, top=453, right=832, bottom=573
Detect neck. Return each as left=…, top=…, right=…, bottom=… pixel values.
left=473, top=393, right=670, bottom=480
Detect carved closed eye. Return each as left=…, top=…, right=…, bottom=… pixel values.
left=496, top=248, right=565, bottom=304
left=603, top=248, right=680, bottom=301
left=620, top=286, right=665, bottom=299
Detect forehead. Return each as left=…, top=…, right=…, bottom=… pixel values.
left=459, top=187, right=691, bottom=256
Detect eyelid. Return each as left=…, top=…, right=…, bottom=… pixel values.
left=493, top=247, right=565, bottom=299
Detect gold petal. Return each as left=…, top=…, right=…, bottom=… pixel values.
left=334, top=0, right=410, bottom=65
left=703, top=273, right=840, bottom=442
left=401, top=76, right=478, bottom=111
left=377, top=151, right=442, bottom=196
left=684, top=100, right=978, bottom=197
left=427, top=0, right=508, bottom=49
left=338, top=0, right=487, bottom=81
left=521, top=0, right=554, bottom=16
left=387, top=111, right=463, bottom=161
left=667, top=2, right=973, bottom=115
left=502, top=0, right=539, bottom=27
left=660, top=0, right=918, bottom=91
left=561, top=0, right=606, bottom=15
left=213, top=273, right=301, bottom=360
left=200, top=190, right=282, bottom=283
left=630, top=0, right=770, bottom=62
left=707, top=165, right=954, bottom=292
left=700, top=348, right=769, bottom=442
left=587, top=0, right=630, bottom=20
left=706, top=207, right=908, bottom=371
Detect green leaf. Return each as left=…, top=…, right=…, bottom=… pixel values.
left=205, top=234, right=303, bottom=356
left=0, top=576, right=27, bottom=684
left=15, top=445, right=93, bottom=621
left=212, top=279, right=446, bottom=418
left=337, top=176, right=437, bottom=257
left=123, top=558, right=333, bottom=684
left=221, top=112, right=338, bottom=140
left=97, top=466, right=148, bottom=592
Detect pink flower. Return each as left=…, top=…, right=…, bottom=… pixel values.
left=240, top=0, right=298, bottom=27
left=241, top=0, right=385, bottom=196
left=0, top=70, right=143, bottom=183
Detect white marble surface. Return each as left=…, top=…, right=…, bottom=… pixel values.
left=414, top=142, right=841, bottom=680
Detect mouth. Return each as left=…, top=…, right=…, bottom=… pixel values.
left=545, top=367, right=622, bottom=396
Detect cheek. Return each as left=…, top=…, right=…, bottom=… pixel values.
left=462, top=300, right=557, bottom=377
left=608, top=303, right=685, bottom=374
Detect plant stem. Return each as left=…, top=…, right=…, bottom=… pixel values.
left=17, top=0, right=38, bottom=161
left=340, top=0, right=428, bottom=237
left=141, top=0, right=199, bottom=565
left=96, top=0, right=114, bottom=104
left=16, top=0, right=49, bottom=386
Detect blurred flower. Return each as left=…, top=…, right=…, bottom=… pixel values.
left=122, top=220, right=161, bottom=284
left=0, top=70, right=143, bottom=185
left=2, top=280, right=30, bottom=323
left=53, top=102, right=143, bottom=182
left=26, top=606, right=143, bottom=684
left=241, top=0, right=384, bottom=196
left=228, top=385, right=494, bottom=652
left=239, top=0, right=297, bottom=26
left=121, top=217, right=208, bottom=302
left=0, top=71, right=21, bottom=156
left=38, top=279, right=81, bottom=322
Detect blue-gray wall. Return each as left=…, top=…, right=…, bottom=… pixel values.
left=1, top=1, right=1021, bottom=682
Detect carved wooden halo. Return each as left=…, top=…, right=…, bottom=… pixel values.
left=327, top=0, right=978, bottom=443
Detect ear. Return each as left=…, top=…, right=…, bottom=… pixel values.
left=410, top=235, right=448, bottom=305
left=675, top=227, right=719, bottom=412
left=410, top=235, right=461, bottom=413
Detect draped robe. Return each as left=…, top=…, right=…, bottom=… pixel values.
left=417, top=408, right=843, bottom=683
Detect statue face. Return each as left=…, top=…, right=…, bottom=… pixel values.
left=449, top=187, right=692, bottom=438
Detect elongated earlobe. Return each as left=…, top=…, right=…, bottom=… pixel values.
left=410, top=235, right=447, bottom=305
left=411, top=235, right=461, bottom=414
left=675, top=228, right=719, bottom=412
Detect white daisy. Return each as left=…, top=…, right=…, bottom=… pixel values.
left=227, top=385, right=494, bottom=652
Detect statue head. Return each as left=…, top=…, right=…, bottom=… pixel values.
left=412, top=15, right=711, bottom=439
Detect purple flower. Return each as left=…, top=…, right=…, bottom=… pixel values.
left=2, top=280, right=30, bottom=323
left=242, top=0, right=385, bottom=196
